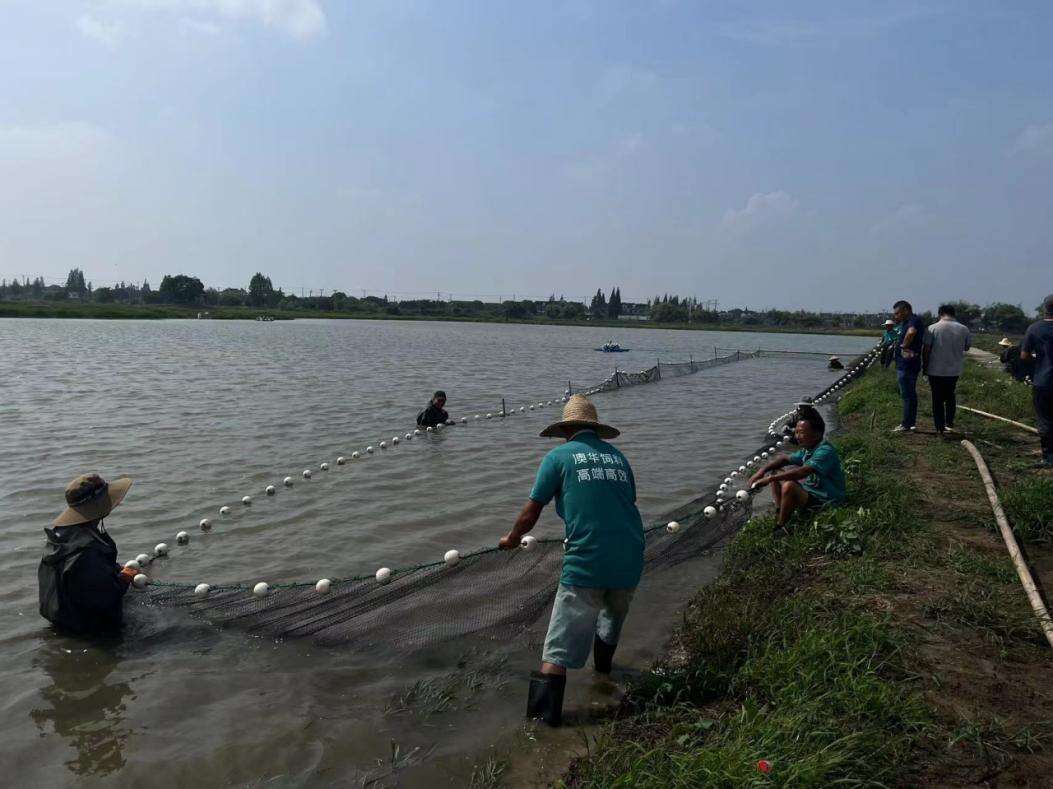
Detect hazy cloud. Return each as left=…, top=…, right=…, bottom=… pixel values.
left=111, top=0, right=327, bottom=40
left=870, top=203, right=929, bottom=236
left=76, top=14, right=126, bottom=46
left=721, top=191, right=800, bottom=234
left=1013, top=122, right=1053, bottom=156
left=565, top=133, right=645, bottom=185
left=593, top=65, right=658, bottom=108
left=719, top=7, right=933, bottom=46
left=0, top=122, right=110, bottom=160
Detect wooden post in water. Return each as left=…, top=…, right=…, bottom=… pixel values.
left=501, top=397, right=506, bottom=416
left=615, top=366, right=620, bottom=388
left=656, top=358, right=662, bottom=380
left=690, top=354, right=694, bottom=372
left=568, top=379, right=572, bottom=396
left=713, top=346, right=717, bottom=360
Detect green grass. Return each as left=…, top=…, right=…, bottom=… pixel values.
left=564, top=359, right=1050, bottom=787
left=1000, top=478, right=1053, bottom=544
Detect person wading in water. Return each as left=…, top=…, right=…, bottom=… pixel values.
left=498, top=395, right=644, bottom=726
left=39, top=474, right=138, bottom=635
left=416, top=390, right=449, bottom=428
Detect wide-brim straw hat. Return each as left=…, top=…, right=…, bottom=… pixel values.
left=998, top=337, right=1013, bottom=347
left=540, top=394, right=620, bottom=440
left=52, top=474, right=132, bottom=527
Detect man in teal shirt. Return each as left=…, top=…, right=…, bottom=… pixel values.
left=749, top=407, right=846, bottom=528
left=499, top=395, right=644, bottom=726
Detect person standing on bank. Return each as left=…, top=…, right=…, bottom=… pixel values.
left=39, top=474, right=138, bottom=635
left=892, top=300, right=926, bottom=433
left=922, top=304, right=972, bottom=435
left=881, top=319, right=900, bottom=368
left=498, top=395, right=644, bottom=727
left=1021, top=294, right=1053, bottom=468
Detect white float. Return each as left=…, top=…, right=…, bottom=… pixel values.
left=266, top=485, right=276, bottom=495
left=124, top=559, right=140, bottom=571
left=426, top=427, right=433, bottom=432
left=199, top=518, right=212, bottom=531
left=738, top=465, right=746, bottom=473
left=303, top=469, right=312, bottom=479
left=253, top=582, right=269, bottom=597
left=220, top=505, right=231, bottom=516
left=435, top=423, right=443, bottom=431
left=136, top=553, right=150, bottom=565
left=703, top=506, right=717, bottom=518
left=724, top=477, right=732, bottom=485
left=320, top=462, right=329, bottom=471
left=194, top=583, right=210, bottom=597
left=392, top=437, right=399, bottom=445
left=375, top=567, right=392, bottom=584
left=337, top=457, right=346, bottom=465
left=486, top=413, right=492, bottom=419
left=366, top=446, right=374, bottom=454
left=379, top=441, right=387, bottom=449
left=474, top=414, right=480, bottom=420
left=405, top=432, right=413, bottom=440
left=444, top=549, right=460, bottom=567
left=736, top=490, right=750, bottom=501
left=283, top=477, right=294, bottom=487
left=666, top=520, right=680, bottom=533
left=461, top=417, right=467, bottom=424
left=520, top=535, right=537, bottom=550
left=176, top=531, right=189, bottom=545
left=315, top=578, right=331, bottom=594
left=154, top=543, right=169, bottom=556
left=242, top=495, right=252, bottom=505
left=414, top=429, right=421, bottom=436
left=132, top=574, right=149, bottom=589
left=352, top=451, right=360, bottom=459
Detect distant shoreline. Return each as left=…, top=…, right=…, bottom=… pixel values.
left=0, top=300, right=881, bottom=338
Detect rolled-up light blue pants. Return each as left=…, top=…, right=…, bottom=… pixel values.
left=541, top=583, right=636, bottom=669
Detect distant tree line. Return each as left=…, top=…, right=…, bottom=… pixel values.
left=0, top=271, right=1040, bottom=332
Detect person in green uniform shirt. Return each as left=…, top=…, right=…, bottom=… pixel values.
left=881, top=319, right=900, bottom=368
left=748, top=407, right=846, bottom=528
left=498, top=395, right=644, bottom=727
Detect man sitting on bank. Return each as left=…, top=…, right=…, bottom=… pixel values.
left=39, top=474, right=138, bottom=635
left=748, top=407, right=846, bottom=528
left=416, top=390, right=449, bottom=428
left=498, top=395, right=644, bottom=727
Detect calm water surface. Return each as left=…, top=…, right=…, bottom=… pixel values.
left=0, top=318, right=872, bottom=785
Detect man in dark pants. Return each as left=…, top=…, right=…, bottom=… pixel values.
left=1021, top=294, right=1053, bottom=468
left=891, top=300, right=926, bottom=433
left=923, top=304, right=971, bottom=435
left=39, top=474, right=138, bottom=635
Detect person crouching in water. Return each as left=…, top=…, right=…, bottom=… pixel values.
left=748, top=408, right=846, bottom=529
left=416, top=390, right=449, bottom=428
left=499, top=395, right=643, bottom=726
left=39, top=474, right=138, bottom=635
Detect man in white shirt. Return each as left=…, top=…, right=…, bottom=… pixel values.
left=922, top=304, right=972, bottom=434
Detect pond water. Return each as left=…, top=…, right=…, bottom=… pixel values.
left=0, top=318, right=872, bottom=785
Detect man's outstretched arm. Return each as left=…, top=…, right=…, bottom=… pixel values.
left=500, top=499, right=544, bottom=549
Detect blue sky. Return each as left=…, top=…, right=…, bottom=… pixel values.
left=1, top=1, right=1050, bottom=311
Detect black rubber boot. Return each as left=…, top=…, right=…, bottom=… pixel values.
left=526, top=671, right=566, bottom=727
left=593, top=635, right=617, bottom=674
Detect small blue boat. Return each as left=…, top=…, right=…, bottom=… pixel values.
left=595, top=341, right=630, bottom=353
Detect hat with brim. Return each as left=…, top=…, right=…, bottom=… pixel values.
left=998, top=337, right=1013, bottom=347
left=540, top=394, right=619, bottom=440
left=52, top=474, right=132, bottom=527
left=884, top=320, right=895, bottom=326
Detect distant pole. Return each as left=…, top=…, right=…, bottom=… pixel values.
left=568, top=379, right=572, bottom=395
left=501, top=397, right=506, bottom=416
left=713, top=346, right=717, bottom=360
left=657, top=358, right=662, bottom=380
left=615, top=366, right=620, bottom=388
left=690, top=353, right=694, bottom=372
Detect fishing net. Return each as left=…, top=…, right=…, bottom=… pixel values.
left=139, top=346, right=880, bottom=652
left=577, top=351, right=757, bottom=396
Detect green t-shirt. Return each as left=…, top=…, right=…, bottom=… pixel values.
left=882, top=327, right=901, bottom=345
left=788, top=440, right=846, bottom=504
left=529, top=430, right=644, bottom=589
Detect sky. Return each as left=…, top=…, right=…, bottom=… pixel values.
left=0, top=1, right=1051, bottom=312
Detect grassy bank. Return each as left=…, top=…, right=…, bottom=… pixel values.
left=562, top=359, right=1053, bottom=786
left=0, top=300, right=881, bottom=339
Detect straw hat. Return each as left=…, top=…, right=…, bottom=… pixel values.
left=998, top=337, right=1013, bottom=347
left=884, top=319, right=895, bottom=326
left=540, top=395, right=619, bottom=439
left=52, top=474, right=132, bottom=527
